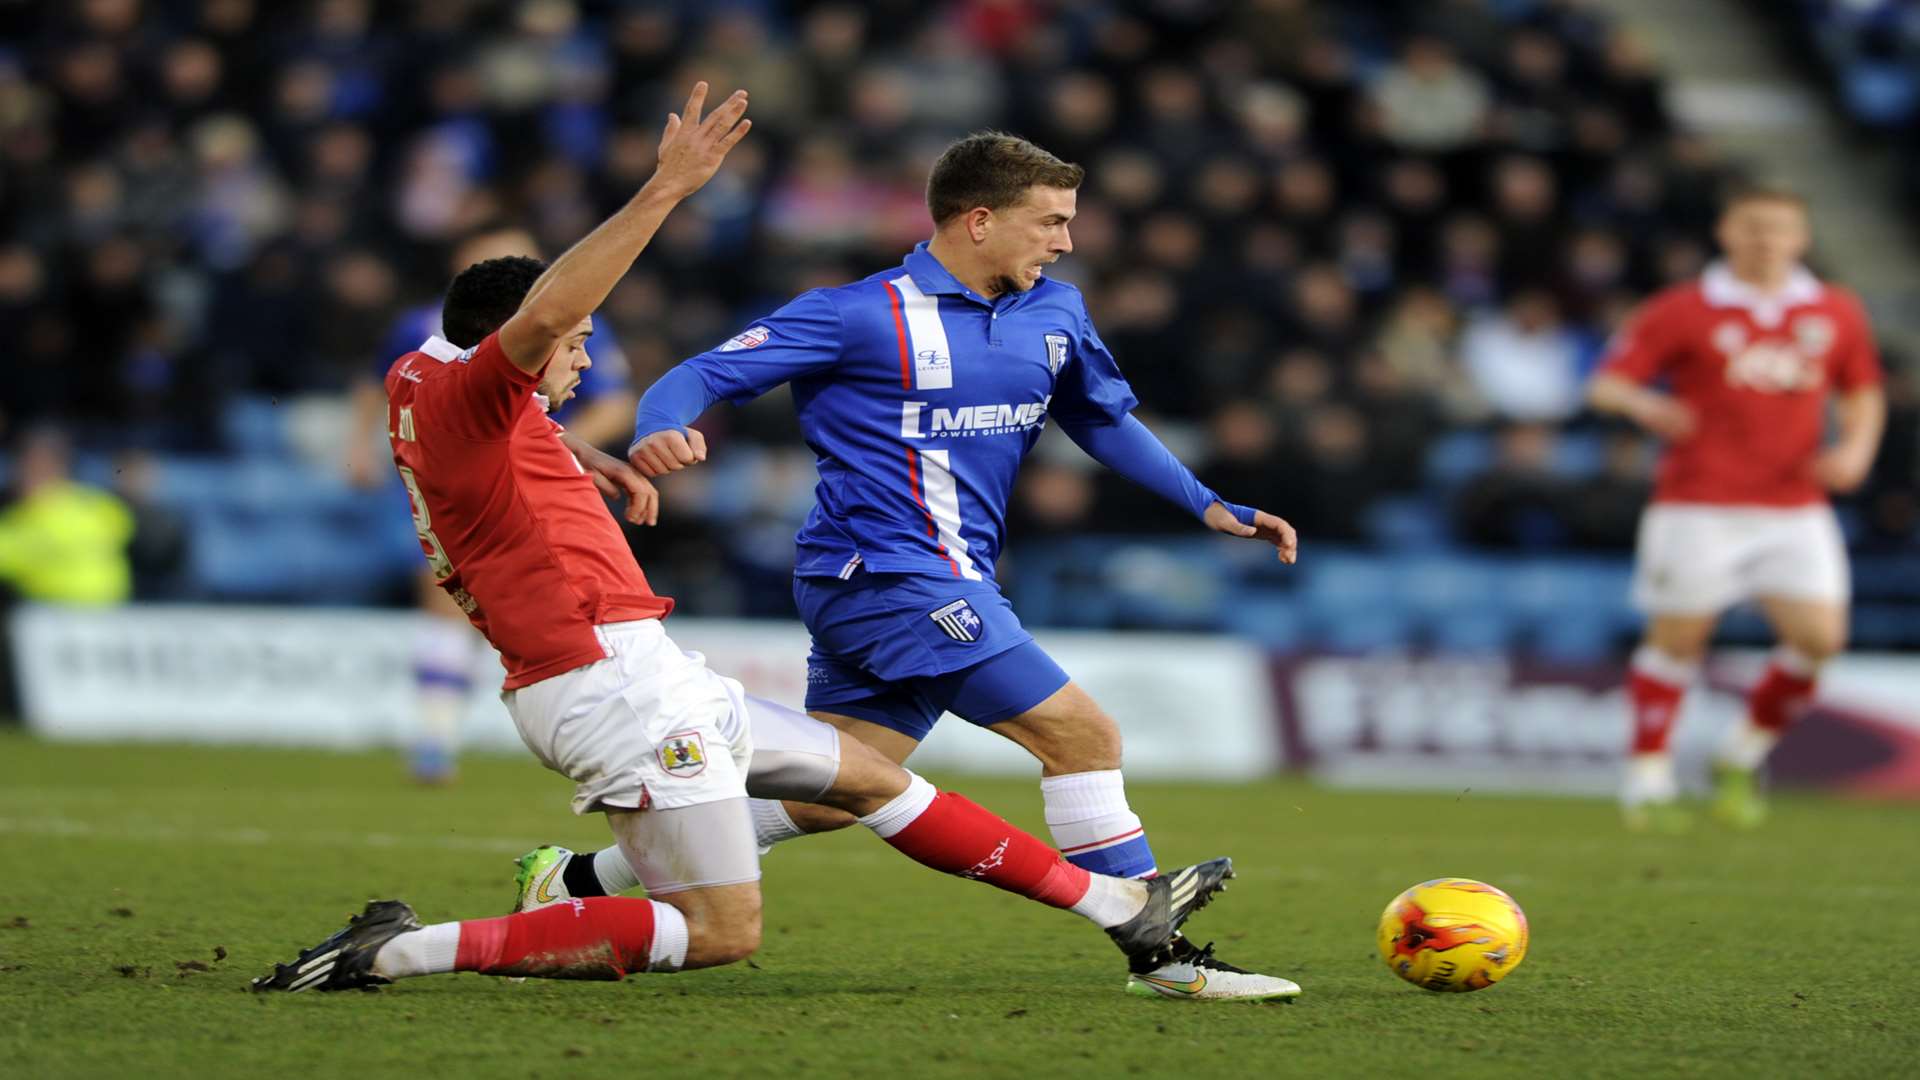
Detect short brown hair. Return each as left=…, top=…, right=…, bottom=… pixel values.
left=926, top=132, right=1085, bottom=225
left=1721, top=181, right=1807, bottom=214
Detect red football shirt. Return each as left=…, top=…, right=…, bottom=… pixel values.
left=1597, top=263, right=1881, bottom=507
left=385, top=332, right=673, bottom=689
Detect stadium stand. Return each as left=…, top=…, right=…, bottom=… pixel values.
left=2, top=0, right=1916, bottom=654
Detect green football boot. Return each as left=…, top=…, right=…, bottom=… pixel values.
left=1710, top=765, right=1768, bottom=829
left=510, top=844, right=576, bottom=913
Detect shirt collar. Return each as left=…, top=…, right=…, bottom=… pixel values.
left=904, top=241, right=1045, bottom=313
left=1700, top=261, right=1823, bottom=328
left=902, top=242, right=978, bottom=298
left=418, top=335, right=465, bottom=362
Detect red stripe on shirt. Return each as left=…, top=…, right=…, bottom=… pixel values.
left=903, top=446, right=961, bottom=575
left=885, top=281, right=912, bottom=390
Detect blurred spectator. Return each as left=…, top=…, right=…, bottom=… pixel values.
left=1565, top=429, right=1655, bottom=551
left=1453, top=422, right=1571, bottom=550
left=0, top=427, right=133, bottom=605
left=1370, top=36, right=1490, bottom=152
left=5, top=0, right=1892, bottom=619
left=1460, top=289, right=1584, bottom=422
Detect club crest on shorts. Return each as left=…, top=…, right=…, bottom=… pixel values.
left=658, top=731, right=707, bottom=777
left=929, top=599, right=984, bottom=643
left=1044, top=333, right=1070, bottom=375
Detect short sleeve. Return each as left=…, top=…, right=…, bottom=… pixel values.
left=689, top=289, right=844, bottom=404
left=1050, top=307, right=1141, bottom=428
left=1831, top=290, right=1884, bottom=392
left=442, top=331, right=540, bottom=439
left=1596, top=289, right=1688, bottom=384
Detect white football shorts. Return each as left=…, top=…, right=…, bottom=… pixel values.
left=503, top=619, right=754, bottom=814
left=1631, top=503, right=1850, bottom=615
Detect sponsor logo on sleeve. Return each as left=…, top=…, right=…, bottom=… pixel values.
left=717, top=326, right=771, bottom=352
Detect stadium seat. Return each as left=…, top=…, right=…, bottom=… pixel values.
left=1423, top=431, right=1495, bottom=492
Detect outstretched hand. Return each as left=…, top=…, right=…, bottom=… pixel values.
left=563, top=433, right=660, bottom=525
left=628, top=427, right=708, bottom=478
left=1204, top=501, right=1298, bottom=564
left=651, top=81, right=752, bottom=201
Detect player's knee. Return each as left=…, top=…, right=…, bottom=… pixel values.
left=1790, top=624, right=1847, bottom=662
left=1026, top=717, right=1122, bottom=774
left=687, top=908, right=762, bottom=967
left=786, top=799, right=859, bottom=833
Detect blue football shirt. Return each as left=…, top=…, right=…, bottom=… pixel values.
left=640, top=243, right=1140, bottom=584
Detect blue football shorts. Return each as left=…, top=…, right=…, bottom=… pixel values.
left=792, top=571, right=1071, bottom=742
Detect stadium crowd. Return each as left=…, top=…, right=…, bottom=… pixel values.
left=1, top=0, right=1914, bottom=622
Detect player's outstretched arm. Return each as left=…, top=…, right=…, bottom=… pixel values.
left=499, top=81, right=751, bottom=375
left=1059, top=413, right=1298, bottom=563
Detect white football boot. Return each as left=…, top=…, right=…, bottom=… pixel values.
left=1127, top=938, right=1302, bottom=1002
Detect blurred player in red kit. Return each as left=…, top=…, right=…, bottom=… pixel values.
left=1589, top=185, right=1885, bottom=830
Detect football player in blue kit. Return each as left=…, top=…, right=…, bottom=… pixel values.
left=528, top=133, right=1301, bottom=1000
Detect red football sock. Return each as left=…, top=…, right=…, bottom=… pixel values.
left=884, top=791, right=1092, bottom=909
left=1749, top=661, right=1817, bottom=734
left=1628, top=652, right=1690, bottom=755
left=454, top=897, right=655, bottom=980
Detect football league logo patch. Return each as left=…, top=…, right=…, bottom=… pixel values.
left=929, top=599, right=985, bottom=643
left=717, top=326, right=771, bottom=353
left=657, top=732, right=707, bottom=777
left=1044, top=333, right=1070, bottom=376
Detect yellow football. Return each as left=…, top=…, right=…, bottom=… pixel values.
left=1377, top=877, right=1529, bottom=992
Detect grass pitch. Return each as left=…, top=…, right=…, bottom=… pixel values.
left=2, top=732, right=1916, bottom=1078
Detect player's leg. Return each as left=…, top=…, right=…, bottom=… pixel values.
left=741, top=692, right=1260, bottom=983
left=931, top=644, right=1155, bottom=879
left=1620, top=613, right=1716, bottom=831
left=256, top=802, right=763, bottom=991
left=1620, top=505, right=1744, bottom=831
left=925, top=641, right=1298, bottom=998
left=1710, top=505, right=1852, bottom=826
left=408, top=574, right=477, bottom=785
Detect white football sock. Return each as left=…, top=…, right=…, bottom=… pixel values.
left=1069, top=874, right=1149, bottom=928
left=1621, top=753, right=1679, bottom=806
left=647, top=901, right=689, bottom=972
left=371, top=922, right=461, bottom=979
left=1040, top=769, right=1155, bottom=877
left=749, top=798, right=806, bottom=848
left=592, top=845, right=642, bottom=895
left=856, top=773, right=938, bottom=839
left=1718, top=720, right=1781, bottom=771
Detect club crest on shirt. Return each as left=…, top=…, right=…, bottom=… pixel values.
left=717, top=326, right=771, bottom=352
left=1792, top=314, right=1835, bottom=359
left=1044, top=333, right=1070, bottom=375
left=929, top=599, right=984, bottom=643
left=657, top=732, right=707, bottom=777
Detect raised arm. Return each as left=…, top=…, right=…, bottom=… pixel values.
left=498, top=82, right=751, bottom=374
